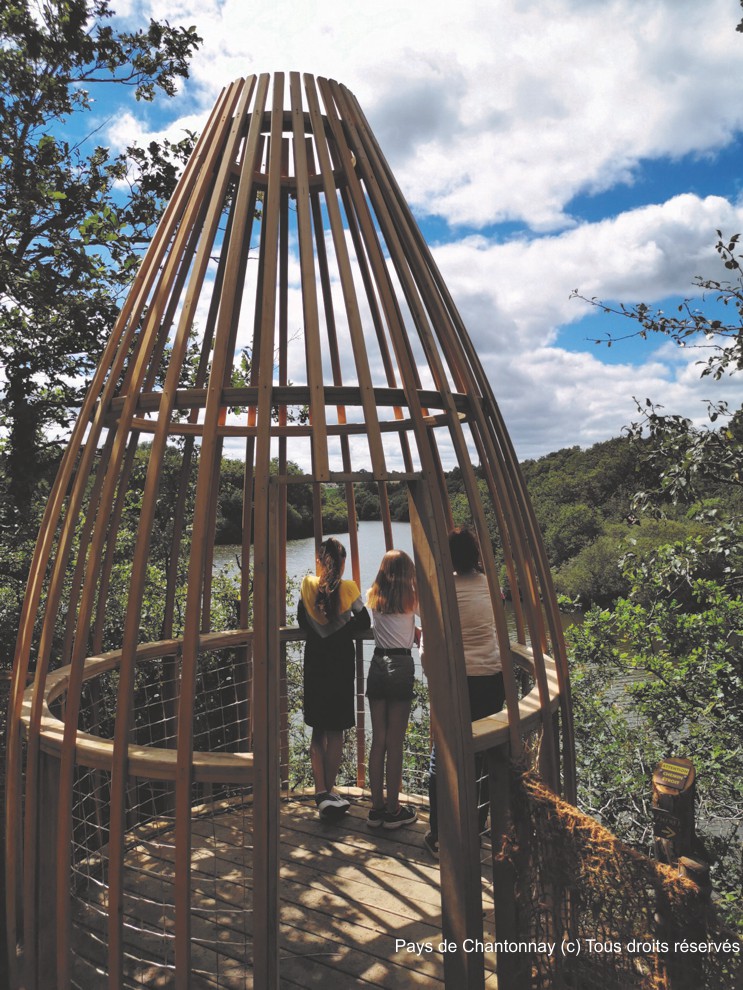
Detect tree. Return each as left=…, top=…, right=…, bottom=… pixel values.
left=0, top=0, right=201, bottom=527
left=567, top=540, right=742, bottom=925
left=571, top=231, right=743, bottom=523
left=569, top=235, right=743, bottom=926
left=554, top=517, right=719, bottom=607
left=543, top=502, right=601, bottom=564
left=624, top=396, right=743, bottom=519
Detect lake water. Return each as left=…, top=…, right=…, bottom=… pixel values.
left=212, top=519, right=571, bottom=645
left=214, top=520, right=416, bottom=597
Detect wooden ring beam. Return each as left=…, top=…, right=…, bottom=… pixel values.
left=21, top=633, right=554, bottom=774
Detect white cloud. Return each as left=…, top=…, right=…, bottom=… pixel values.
left=106, top=109, right=207, bottom=151
left=107, top=0, right=743, bottom=460
left=433, top=193, right=743, bottom=348
left=429, top=193, right=743, bottom=456
left=123, top=0, right=743, bottom=231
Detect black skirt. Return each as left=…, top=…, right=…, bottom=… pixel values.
left=302, top=635, right=356, bottom=730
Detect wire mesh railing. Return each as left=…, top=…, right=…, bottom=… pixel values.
left=9, top=634, right=739, bottom=989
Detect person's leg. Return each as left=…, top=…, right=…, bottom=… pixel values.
left=310, top=728, right=328, bottom=794
left=468, top=674, right=506, bottom=834
left=323, top=728, right=345, bottom=794
left=312, top=728, right=350, bottom=818
left=368, top=698, right=388, bottom=810
left=384, top=699, right=412, bottom=812
left=310, top=727, right=346, bottom=794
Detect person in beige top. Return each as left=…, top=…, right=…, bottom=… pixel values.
left=424, top=527, right=505, bottom=859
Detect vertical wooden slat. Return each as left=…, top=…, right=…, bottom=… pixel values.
left=408, top=480, right=485, bottom=990
left=309, top=183, right=348, bottom=446
left=249, top=71, right=285, bottom=990
left=290, top=72, right=330, bottom=481
left=89, top=434, right=142, bottom=651
left=199, top=428, right=225, bottom=633
left=172, top=73, right=268, bottom=990
left=304, top=75, right=388, bottom=480
left=487, top=745, right=531, bottom=989
left=251, top=479, right=282, bottom=987
left=238, top=184, right=262, bottom=749
left=58, top=433, right=115, bottom=663
left=36, top=752, right=60, bottom=989
left=469, top=422, right=527, bottom=642
left=278, top=138, right=291, bottom=789
left=242, top=130, right=268, bottom=754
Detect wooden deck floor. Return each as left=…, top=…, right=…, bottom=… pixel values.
left=71, top=792, right=499, bottom=989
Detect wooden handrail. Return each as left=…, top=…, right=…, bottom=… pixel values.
left=20, top=631, right=552, bottom=775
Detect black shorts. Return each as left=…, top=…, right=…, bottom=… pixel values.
left=366, top=649, right=414, bottom=703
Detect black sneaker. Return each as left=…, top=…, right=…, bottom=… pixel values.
left=423, top=831, right=439, bottom=859
left=367, top=807, right=385, bottom=829
left=382, top=804, right=417, bottom=829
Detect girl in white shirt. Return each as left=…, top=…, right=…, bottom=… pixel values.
left=365, top=550, right=420, bottom=830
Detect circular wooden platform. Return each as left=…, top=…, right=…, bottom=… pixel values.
left=69, top=792, right=499, bottom=989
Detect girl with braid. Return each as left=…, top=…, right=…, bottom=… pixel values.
left=298, top=538, right=370, bottom=821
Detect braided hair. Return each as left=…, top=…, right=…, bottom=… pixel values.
left=316, top=538, right=347, bottom=621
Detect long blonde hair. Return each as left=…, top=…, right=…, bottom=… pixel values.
left=366, top=549, right=417, bottom=614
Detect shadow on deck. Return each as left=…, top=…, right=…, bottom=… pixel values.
left=71, top=791, right=499, bottom=989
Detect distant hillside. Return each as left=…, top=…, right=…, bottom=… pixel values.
left=520, top=435, right=735, bottom=606
left=520, top=436, right=644, bottom=564
left=207, top=434, right=733, bottom=607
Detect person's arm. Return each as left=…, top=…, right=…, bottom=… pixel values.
left=418, top=623, right=428, bottom=674
left=351, top=605, right=371, bottom=632
left=297, top=598, right=309, bottom=631
left=349, top=599, right=371, bottom=632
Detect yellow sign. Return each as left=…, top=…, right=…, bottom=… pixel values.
left=654, top=757, right=693, bottom=792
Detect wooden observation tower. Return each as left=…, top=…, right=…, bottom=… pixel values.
left=6, top=72, right=575, bottom=989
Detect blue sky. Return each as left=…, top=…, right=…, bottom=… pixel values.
left=568, top=142, right=743, bottom=224
left=96, top=0, right=743, bottom=459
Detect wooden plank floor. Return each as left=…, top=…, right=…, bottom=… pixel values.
left=70, top=791, right=498, bottom=989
